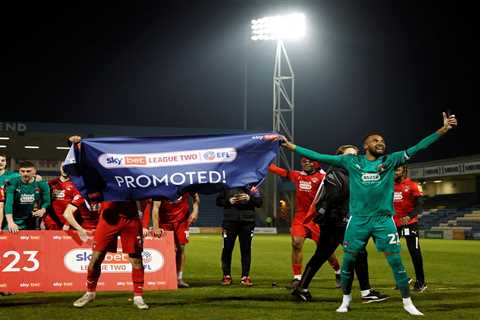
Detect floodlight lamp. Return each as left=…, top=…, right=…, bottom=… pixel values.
left=251, top=13, right=306, bottom=41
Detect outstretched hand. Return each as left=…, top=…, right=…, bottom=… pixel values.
left=442, top=112, right=457, bottom=131
left=68, top=135, right=82, bottom=144
left=267, top=134, right=296, bottom=151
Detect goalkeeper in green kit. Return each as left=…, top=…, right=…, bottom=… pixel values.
left=279, top=112, right=457, bottom=316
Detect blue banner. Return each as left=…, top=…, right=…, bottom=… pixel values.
left=64, top=133, right=279, bottom=201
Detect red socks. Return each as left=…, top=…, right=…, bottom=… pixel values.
left=292, top=263, right=302, bottom=277
left=87, top=265, right=101, bottom=292
left=132, top=267, right=144, bottom=296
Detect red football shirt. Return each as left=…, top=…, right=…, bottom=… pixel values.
left=269, top=164, right=325, bottom=224
left=156, top=194, right=190, bottom=224
left=78, top=201, right=100, bottom=230
left=48, top=178, right=85, bottom=225
left=393, top=178, right=423, bottom=226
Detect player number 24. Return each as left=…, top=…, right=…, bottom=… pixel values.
left=1, top=250, right=40, bottom=272
left=388, top=233, right=400, bottom=245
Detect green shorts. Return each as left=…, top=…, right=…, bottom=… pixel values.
left=343, top=214, right=400, bottom=254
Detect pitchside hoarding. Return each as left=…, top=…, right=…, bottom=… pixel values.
left=0, top=231, right=177, bottom=292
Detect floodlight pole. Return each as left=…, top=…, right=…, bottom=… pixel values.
left=272, top=40, right=295, bottom=222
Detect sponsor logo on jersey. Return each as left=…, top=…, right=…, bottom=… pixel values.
left=64, top=249, right=164, bottom=273
left=299, top=180, right=312, bottom=191
left=53, top=189, right=65, bottom=200
left=20, top=193, right=35, bottom=204
left=394, top=191, right=403, bottom=201
left=98, top=148, right=237, bottom=169
left=361, top=173, right=381, bottom=182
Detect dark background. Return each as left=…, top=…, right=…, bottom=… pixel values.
left=2, top=1, right=477, bottom=162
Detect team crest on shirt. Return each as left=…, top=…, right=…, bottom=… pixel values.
left=377, top=164, right=386, bottom=173
left=311, top=177, right=319, bottom=184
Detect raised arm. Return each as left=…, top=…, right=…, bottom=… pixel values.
left=268, top=163, right=289, bottom=178
left=405, top=112, right=457, bottom=158
left=281, top=138, right=346, bottom=168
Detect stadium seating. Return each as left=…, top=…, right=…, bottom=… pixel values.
left=419, top=208, right=480, bottom=240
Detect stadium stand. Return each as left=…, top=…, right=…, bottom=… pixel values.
left=419, top=208, right=480, bottom=240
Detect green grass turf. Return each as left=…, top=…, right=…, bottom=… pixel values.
left=1, top=235, right=479, bottom=320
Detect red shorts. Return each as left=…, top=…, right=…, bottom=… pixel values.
left=93, top=215, right=143, bottom=254
left=291, top=221, right=320, bottom=243
left=160, top=220, right=190, bottom=246
left=43, top=215, right=65, bottom=230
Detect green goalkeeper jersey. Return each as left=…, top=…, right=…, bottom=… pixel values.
left=295, top=132, right=440, bottom=217
left=4, top=176, right=50, bottom=228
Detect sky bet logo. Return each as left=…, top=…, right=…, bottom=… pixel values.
left=99, top=148, right=237, bottom=169
left=64, top=249, right=165, bottom=273
left=106, top=156, right=123, bottom=166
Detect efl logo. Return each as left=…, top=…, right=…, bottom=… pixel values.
left=125, top=156, right=147, bottom=166
left=203, top=151, right=216, bottom=161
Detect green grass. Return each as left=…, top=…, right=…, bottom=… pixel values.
left=1, top=235, right=480, bottom=319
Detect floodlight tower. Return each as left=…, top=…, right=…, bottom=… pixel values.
left=251, top=13, right=306, bottom=222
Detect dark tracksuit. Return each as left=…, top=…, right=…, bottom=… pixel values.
left=217, top=187, right=262, bottom=277
left=298, top=167, right=371, bottom=291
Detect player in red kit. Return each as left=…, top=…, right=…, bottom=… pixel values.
left=46, top=165, right=88, bottom=230
left=394, top=165, right=426, bottom=292
left=269, top=157, right=341, bottom=288
left=149, top=193, right=200, bottom=288
left=68, top=135, right=148, bottom=310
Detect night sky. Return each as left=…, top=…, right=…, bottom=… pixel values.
left=2, top=1, right=477, bottom=163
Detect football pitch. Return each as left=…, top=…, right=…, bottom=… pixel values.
left=1, top=235, right=479, bottom=320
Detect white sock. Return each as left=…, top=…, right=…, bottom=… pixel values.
left=336, top=294, right=352, bottom=313
left=293, top=275, right=302, bottom=280
left=177, top=272, right=183, bottom=280
left=403, top=297, right=424, bottom=316
left=360, top=289, right=371, bottom=297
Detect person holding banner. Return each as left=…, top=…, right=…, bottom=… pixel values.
left=149, top=192, right=200, bottom=288
left=68, top=136, right=149, bottom=310
left=4, top=161, right=50, bottom=232
left=278, top=112, right=457, bottom=316
left=269, top=158, right=341, bottom=289
left=217, top=185, right=262, bottom=286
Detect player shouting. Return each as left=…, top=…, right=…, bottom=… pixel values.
left=280, top=112, right=457, bottom=316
